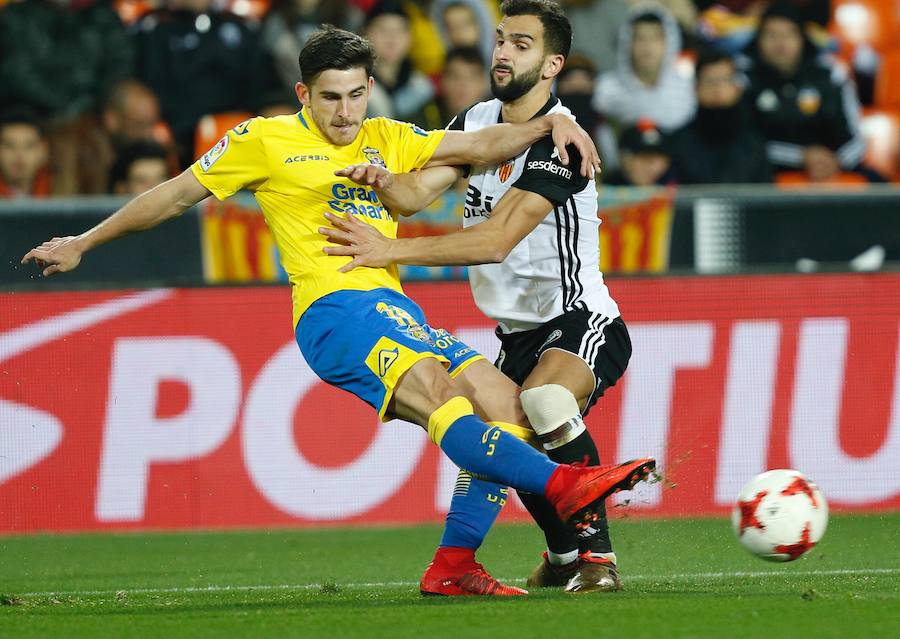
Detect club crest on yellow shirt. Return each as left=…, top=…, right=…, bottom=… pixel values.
left=363, top=147, right=386, bottom=168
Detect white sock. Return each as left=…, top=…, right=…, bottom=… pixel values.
left=547, top=549, right=578, bottom=566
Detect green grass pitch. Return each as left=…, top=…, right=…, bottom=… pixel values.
left=1, top=514, right=897, bottom=638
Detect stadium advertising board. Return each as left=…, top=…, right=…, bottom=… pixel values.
left=1, top=274, right=898, bottom=533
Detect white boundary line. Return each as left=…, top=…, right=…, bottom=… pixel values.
left=15, top=567, right=900, bottom=598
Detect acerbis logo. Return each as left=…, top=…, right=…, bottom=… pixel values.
left=378, top=347, right=399, bottom=377
left=284, top=155, right=330, bottom=164
left=527, top=160, right=571, bottom=180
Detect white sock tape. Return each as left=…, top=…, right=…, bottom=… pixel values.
left=519, top=384, right=586, bottom=450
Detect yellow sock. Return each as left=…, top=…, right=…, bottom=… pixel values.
left=488, top=421, right=538, bottom=446
left=427, top=396, right=474, bottom=446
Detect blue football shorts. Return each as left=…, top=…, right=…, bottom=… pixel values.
left=296, top=287, right=484, bottom=420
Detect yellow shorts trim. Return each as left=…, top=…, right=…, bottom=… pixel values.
left=448, top=354, right=487, bottom=379
left=365, top=336, right=450, bottom=421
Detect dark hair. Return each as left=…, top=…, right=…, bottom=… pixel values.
left=0, top=108, right=45, bottom=137
left=363, top=0, right=409, bottom=29
left=694, top=51, right=735, bottom=79
left=298, top=25, right=376, bottom=84
left=500, top=0, right=572, bottom=58
left=110, top=141, right=169, bottom=187
left=444, top=46, right=486, bottom=70
left=633, top=12, right=664, bottom=27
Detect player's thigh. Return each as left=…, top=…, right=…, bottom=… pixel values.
left=524, top=348, right=596, bottom=408
left=521, top=312, right=632, bottom=413
left=297, top=288, right=463, bottom=426
left=453, top=358, right=527, bottom=426
left=389, top=356, right=461, bottom=425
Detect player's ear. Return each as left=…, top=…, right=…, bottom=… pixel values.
left=543, top=54, right=565, bottom=80
left=295, top=82, right=310, bottom=107
left=367, top=76, right=375, bottom=95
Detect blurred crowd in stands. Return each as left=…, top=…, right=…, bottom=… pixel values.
left=1, top=0, right=899, bottom=198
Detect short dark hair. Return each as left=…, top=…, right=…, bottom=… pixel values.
left=633, top=12, right=664, bottom=27
left=444, top=46, right=485, bottom=71
left=500, top=0, right=572, bottom=58
left=0, top=108, right=45, bottom=137
left=110, top=141, right=169, bottom=187
left=694, top=51, right=735, bottom=80
left=298, top=25, right=376, bottom=85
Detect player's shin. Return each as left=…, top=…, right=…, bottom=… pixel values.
left=428, top=397, right=557, bottom=494
left=439, top=470, right=508, bottom=550
left=520, top=384, right=612, bottom=554
left=438, top=420, right=530, bottom=551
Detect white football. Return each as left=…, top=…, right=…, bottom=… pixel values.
left=731, top=469, right=828, bottom=562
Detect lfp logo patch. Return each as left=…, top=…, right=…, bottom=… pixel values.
left=200, top=136, right=229, bottom=172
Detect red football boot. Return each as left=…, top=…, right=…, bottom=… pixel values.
left=544, top=458, right=656, bottom=529
left=420, top=547, right=528, bottom=596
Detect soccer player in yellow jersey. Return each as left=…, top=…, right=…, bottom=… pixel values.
left=23, top=26, right=654, bottom=597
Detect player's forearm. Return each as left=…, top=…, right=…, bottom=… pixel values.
left=466, top=117, right=553, bottom=165
left=389, top=226, right=509, bottom=266
left=78, top=173, right=204, bottom=252
left=377, top=173, right=434, bottom=215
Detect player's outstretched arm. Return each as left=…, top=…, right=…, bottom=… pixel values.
left=21, top=169, right=211, bottom=277
left=427, top=113, right=600, bottom=178
left=334, top=164, right=461, bottom=216
left=322, top=187, right=551, bottom=270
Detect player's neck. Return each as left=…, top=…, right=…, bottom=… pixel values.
left=500, top=88, right=553, bottom=124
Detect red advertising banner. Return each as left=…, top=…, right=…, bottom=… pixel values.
left=1, top=274, right=899, bottom=534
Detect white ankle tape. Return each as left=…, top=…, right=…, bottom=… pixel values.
left=519, top=384, right=586, bottom=450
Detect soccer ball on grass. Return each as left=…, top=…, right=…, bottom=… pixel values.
left=731, top=469, right=828, bottom=562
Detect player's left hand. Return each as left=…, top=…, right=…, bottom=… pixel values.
left=547, top=113, right=601, bottom=179
left=321, top=212, right=393, bottom=272
left=334, top=164, right=395, bottom=189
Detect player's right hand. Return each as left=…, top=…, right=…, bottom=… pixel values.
left=334, top=164, right=395, bottom=190
left=21, top=236, right=85, bottom=277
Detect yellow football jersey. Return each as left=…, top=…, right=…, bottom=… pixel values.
left=190, top=111, right=445, bottom=326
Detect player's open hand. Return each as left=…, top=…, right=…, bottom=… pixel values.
left=21, top=236, right=85, bottom=277
left=321, top=212, right=394, bottom=272
left=547, top=113, right=601, bottom=179
left=334, top=164, right=395, bottom=190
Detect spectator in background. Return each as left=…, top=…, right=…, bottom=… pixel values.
left=261, top=0, right=364, bottom=93
left=132, top=0, right=280, bottom=165
left=669, top=52, right=773, bottom=184
left=741, top=2, right=868, bottom=182
left=0, top=111, right=53, bottom=199
left=695, top=0, right=830, bottom=25
left=0, top=0, right=134, bottom=122
left=431, top=46, right=490, bottom=127
left=110, top=141, right=171, bottom=196
left=365, top=1, right=435, bottom=126
left=50, top=80, right=174, bottom=195
left=430, top=0, right=497, bottom=67
left=556, top=54, right=601, bottom=147
left=603, top=120, right=676, bottom=187
left=562, top=0, right=630, bottom=75
left=593, top=5, right=695, bottom=171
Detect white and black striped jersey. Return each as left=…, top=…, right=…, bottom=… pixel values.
left=449, top=97, right=620, bottom=334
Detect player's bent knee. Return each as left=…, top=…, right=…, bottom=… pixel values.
left=393, top=356, right=463, bottom=425
left=519, top=384, right=586, bottom=451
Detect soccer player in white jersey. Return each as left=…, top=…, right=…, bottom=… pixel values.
left=323, top=0, right=632, bottom=593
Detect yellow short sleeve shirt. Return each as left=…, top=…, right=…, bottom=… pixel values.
left=191, top=112, right=445, bottom=326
